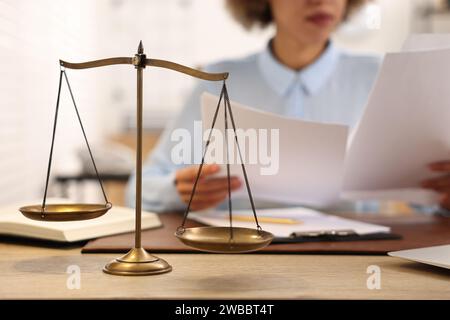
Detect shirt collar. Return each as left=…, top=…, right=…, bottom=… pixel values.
left=257, top=40, right=339, bottom=96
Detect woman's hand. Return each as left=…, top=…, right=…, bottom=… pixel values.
left=175, top=164, right=242, bottom=211
left=421, top=160, right=450, bottom=210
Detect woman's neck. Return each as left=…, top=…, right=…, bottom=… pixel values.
left=271, top=33, right=327, bottom=71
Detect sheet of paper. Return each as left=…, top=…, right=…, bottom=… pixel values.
left=389, top=244, right=450, bottom=270
left=343, top=47, right=450, bottom=204
left=341, top=188, right=441, bottom=206
left=200, top=93, right=349, bottom=207
left=401, top=33, right=450, bottom=52
left=189, top=207, right=390, bottom=238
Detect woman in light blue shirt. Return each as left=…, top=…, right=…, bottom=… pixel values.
left=127, top=0, right=450, bottom=213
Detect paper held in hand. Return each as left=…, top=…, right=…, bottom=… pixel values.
left=342, top=34, right=450, bottom=205
left=201, top=92, right=349, bottom=207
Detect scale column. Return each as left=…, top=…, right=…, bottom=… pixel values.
left=135, top=41, right=144, bottom=249
left=103, top=41, right=172, bottom=275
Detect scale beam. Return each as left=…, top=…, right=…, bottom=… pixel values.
left=145, top=58, right=228, bottom=81
left=59, top=57, right=133, bottom=69
left=59, top=57, right=228, bottom=81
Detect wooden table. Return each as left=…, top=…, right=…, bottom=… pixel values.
left=1, top=241, right=449, bottom=299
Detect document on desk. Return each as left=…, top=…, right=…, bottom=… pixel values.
left=189, top=207, right=390, bottom=238
left=343, top=44, right=450, bottom=204
left=201, top=93, right=349, bottom=207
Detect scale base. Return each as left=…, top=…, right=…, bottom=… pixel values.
left=103, top=247, right=172, bottom=276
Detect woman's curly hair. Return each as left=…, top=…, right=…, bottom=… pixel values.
left=227, top=0, right=369, bottom=29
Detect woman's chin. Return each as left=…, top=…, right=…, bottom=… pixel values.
left=296, top=33, right=331, bottom=47
left=290, top=24, right=333, bottom=46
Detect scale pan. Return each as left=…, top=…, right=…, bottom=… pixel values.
left=175, top=226, right=274, bottom=253
left=19, top=203, right=112, bottom=222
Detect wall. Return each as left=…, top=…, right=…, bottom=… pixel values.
left=0, top=0, right=101, bottom=204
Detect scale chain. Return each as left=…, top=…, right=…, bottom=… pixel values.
left=41, top=70, right=64, bottom=214
left=62, top=71, right=109, bottom=205
left=40, top=69, right=109, bottom=214
left=178, top=81, right=262, bottom=233
left=178, top=83, right=226, bottom=231
left=224, top=86, right=233, bottom=239
left=223, top=85, right=261, bottom=231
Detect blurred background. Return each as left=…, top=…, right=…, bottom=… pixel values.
left=1, top=0, right=450, bottom=207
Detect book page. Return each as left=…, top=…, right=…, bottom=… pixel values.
left=0, top=199, right=161, bottom=242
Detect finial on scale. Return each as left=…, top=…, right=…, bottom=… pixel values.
left=138, top=40, right=144, bottom=54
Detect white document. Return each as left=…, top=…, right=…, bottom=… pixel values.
left=201, top=92, right=349, bottom=207
left=341, top=188, right=441, bottom=206
left=343, top=46, right=450, bottom=204
left=389, top=244, right=450, bottom=270
left=190, top=207, right=390, bottom=238
left=401, top=33, right=450, bottom=52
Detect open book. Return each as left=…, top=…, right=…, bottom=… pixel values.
left=0, top=199, right=161, bottom=242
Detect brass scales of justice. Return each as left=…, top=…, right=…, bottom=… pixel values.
left=19, top=41, right=274, bottom=276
